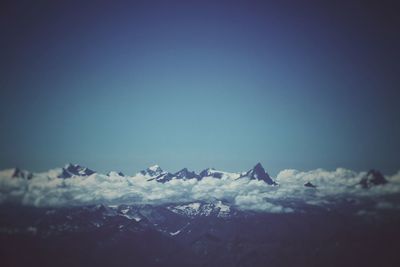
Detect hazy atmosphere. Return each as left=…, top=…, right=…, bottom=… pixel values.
left=1, top=0, right=399, bottom=175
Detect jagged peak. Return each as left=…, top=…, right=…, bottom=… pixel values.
left=140, top=165, right=164, bottom=177
left=199, top=168, right=223, bottom=178
left=243, top=163, right=276, bottom=185
left=58, top=163, right=95, bottom=178
left=174, top=168, right=199, bottom=179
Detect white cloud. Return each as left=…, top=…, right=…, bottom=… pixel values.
left=1, top=168, right=400, bottom=213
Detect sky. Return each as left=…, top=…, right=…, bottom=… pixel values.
left=0, top=0, right=399, bottom=176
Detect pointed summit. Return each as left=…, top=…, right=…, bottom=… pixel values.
left=139, top=165, right=174, bottom=183
left=243, top=163, right=276, bottom=185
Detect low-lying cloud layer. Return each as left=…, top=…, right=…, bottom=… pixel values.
left=1, top=167, right=400, bottom=213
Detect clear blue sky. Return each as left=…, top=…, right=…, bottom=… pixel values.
left=1, top=0, right=399, bottom=175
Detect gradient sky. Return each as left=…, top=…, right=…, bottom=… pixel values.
left=1, top=0, right=399, bottom=175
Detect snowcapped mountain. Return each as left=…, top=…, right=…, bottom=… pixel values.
left=199, top=168, right=241, bottom=179
left=152, top=172, right=175, bottom=183
left=57, top=163, right=96, bottom=178
left=139, top=165, right=236, bottom=183
left=168, top=201, right=232, bottom=218
left=241, top=163, right=277, bottom=185
left=143, top=166, right=218, bottom=182
left=138, top=165, right=175, bottom=182
left=137, top=165, right=242, bottom=182
left=139, top=165, right=164, bottom=177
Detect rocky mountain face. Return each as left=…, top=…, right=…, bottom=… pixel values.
left=241, top=163, right=277, bottom=184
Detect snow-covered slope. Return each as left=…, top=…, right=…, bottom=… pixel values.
left=138, top=165, right=164, bottom=177
left=168, top=201, right=232, bottom=218
left=199, top=168, right=241, bottom=180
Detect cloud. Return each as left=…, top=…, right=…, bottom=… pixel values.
left=1, top=168, right=400, bottom=213
left=276, top=168, right=362, bottom=187
left=387, top=171, right=400, bottom=184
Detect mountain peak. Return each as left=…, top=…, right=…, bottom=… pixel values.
left=253, top=163, right=265, bottom=173
left=243, top=163, right=277, bottom=185
left=174, top=168, right=199, bottom=180
left=58, top=163, right=95, bottom=178
left=140, top=165, right=164, bottom=177
left=148, top=165, right=161, bottom=171
left=199, top=168, right=223, bottom=178
left=254, top=162, right=263, bottom=168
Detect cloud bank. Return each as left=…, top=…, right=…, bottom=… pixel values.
left=1, top=167, right=400, bottom=213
